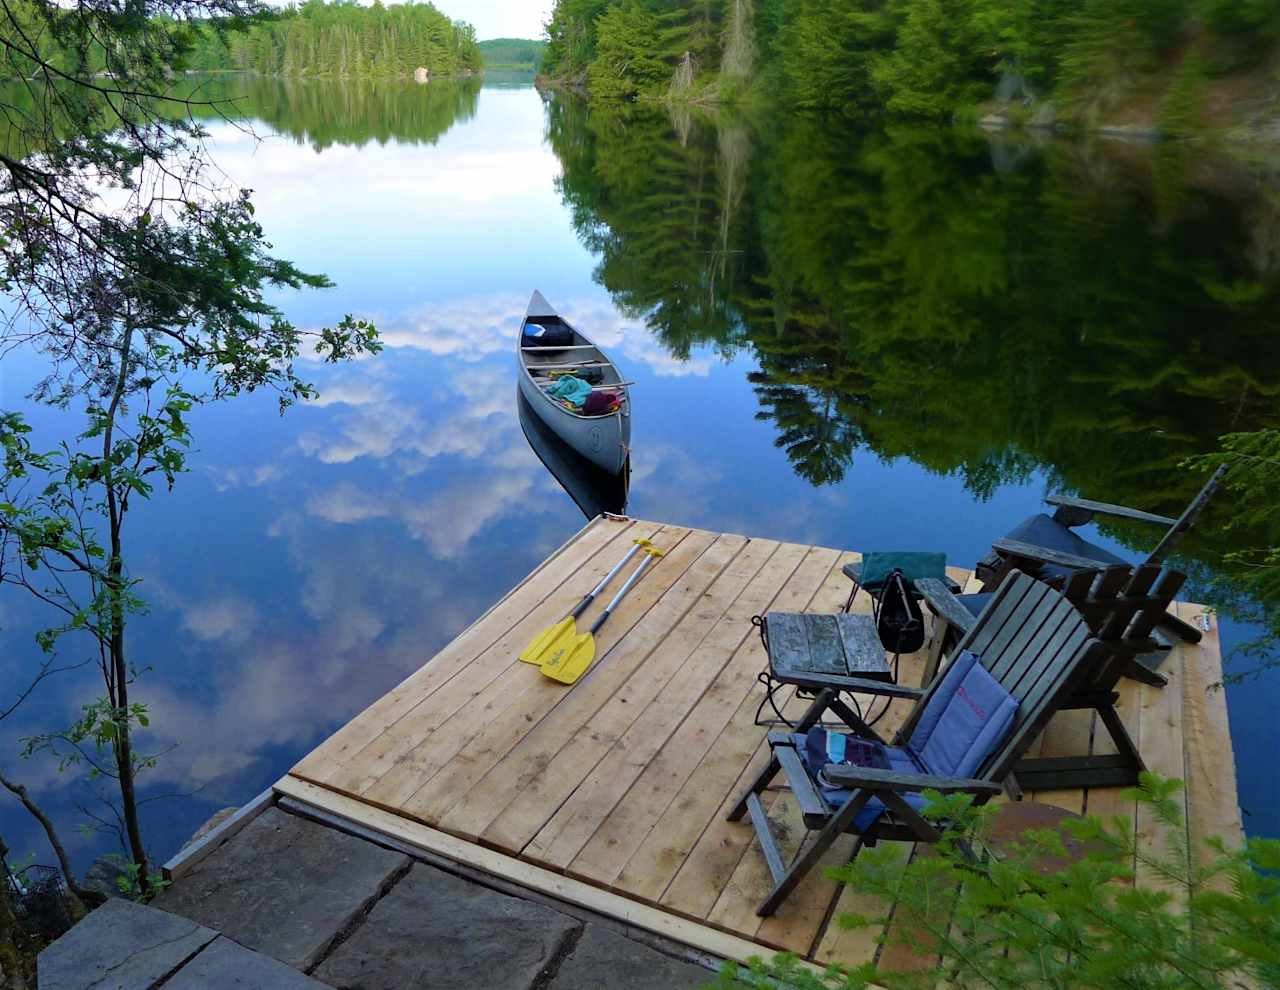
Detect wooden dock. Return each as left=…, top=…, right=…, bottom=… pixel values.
left=278, top=514, right=1245, bottom=970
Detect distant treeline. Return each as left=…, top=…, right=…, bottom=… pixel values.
left=186, top=0, right=482, bottom=78
left=543, top=0, right=1280, bottom=128
left=478, top=38, right=545, bottom=69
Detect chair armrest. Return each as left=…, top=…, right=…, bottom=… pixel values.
left=778, top=672, right=925, bottom=700
left=916, top=578, right=976, bottom=635
left=822, top=764, right=1004, bottom=795
left=992, top=537, right=1112, bottom=572
left=1045, top=495, right=1177, bottom=527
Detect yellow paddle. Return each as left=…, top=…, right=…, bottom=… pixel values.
left=541, top=545, right=665, bottom=685
left=518, top=537, right=655, bottom=665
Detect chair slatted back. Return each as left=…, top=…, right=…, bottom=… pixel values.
left=1067, top=563, right=1186, bottom=692
left=893, top=571, right=1103, bottom=784
left=1147, top=464, right=1228, bottom=565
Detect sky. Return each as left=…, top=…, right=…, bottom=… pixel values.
left=436, top=0, right=551, bottom=39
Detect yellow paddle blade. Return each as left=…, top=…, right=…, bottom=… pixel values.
left=539, top=633, right=596, bottom=684
left=518, top=616, right=578, bottom=664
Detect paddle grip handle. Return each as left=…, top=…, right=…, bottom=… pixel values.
left=590, top=552, right=657, bottom=635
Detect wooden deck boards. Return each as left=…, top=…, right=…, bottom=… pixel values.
left=283, top=514, right=1245, bottom=971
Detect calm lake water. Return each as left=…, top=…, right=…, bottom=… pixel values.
left=1, top=73, right=1276, bottom=873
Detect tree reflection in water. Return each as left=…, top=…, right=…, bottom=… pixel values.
left=546, top=96, right=1280, bottom=631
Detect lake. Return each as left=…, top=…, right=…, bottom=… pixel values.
left=0, top=73, right=1276, bottom=874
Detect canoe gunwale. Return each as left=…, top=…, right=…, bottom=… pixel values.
left=519, top=312, right=629, bottom=425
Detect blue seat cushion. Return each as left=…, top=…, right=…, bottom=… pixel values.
left=797, top=651, right=1018, bottom=832
left=1005, top=513, right=1127, bottom=581
left=957, top=593, right=991, bottom=618
left=907, top=651, right=1019, bottom=778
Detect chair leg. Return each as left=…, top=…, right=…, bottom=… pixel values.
left=795, top=688, right=840, bottom=734
left=1157, top=612, right=1203, bottom=645
left=843, top=578, right=862, bottom=614
left=1098, top=703, right=1145, bottom=775
left=827, top=696, right=887, bottom=744
left=728, top=752, right=780, bottom=823
left=757, top=789, right=874, bottom=917
left=732, top=688, right=841, bottom=821
left=1119, top=654, right=1169, bottom=689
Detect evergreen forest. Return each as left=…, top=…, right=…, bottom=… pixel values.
left=185, top=0, right=482, bottom=78
left=542, top=0, right=1280, bottom=129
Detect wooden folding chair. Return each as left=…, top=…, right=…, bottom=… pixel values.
left=976, top=465, right=1226, bottom=645
left=917, top=564, right=1186, bottom=790
left=727, top=570, right=1106, bottom=917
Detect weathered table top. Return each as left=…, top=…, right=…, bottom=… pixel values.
left=765, top=612, right=892, bottom=682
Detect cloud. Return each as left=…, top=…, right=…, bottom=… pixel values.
left=305, top=482, right=392, bottom=524
left=209, top=463, right=283, bottom=492
left=306, top=379, right=393, bottom=408
left=373, top=295, right=524, bottom=361
left=295, top=363, right=513, bottom=468
left=403, top=470, right=538, bottom=559
left=357, top=292, right=715, bottom=380
left=180, top=596, right=261, bottom=644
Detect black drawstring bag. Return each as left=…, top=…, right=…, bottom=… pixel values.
left=874, top=568, right=925, bottom=656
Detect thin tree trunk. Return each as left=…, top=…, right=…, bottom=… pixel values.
left=721, top=0, right=756, bottom=80
left=101, top=321, right=149, bottom=895
left=0, top=776, right=90, bottom=917
left=0, top=839, right=28, bottom=990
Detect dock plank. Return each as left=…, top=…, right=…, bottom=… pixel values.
left=351, top=522, right=683, bottom=806
left=505, top=539, right=799, bottom=865
left=1086, top=675, right=1142, bottom=886
left=455, top=536, right=786, bottom=846
left=1133, top=635, right=1189, bottom=902
left=814, top=842, right=911, bottom=969
left=565, top=548, right=845, bottom=887
left=1175, top=603, right=1245, bottom=879
left=645, top=715, right=790, bottom=913
left=813, top=632, right=933, bottom=965
left=401, top=530, right=727, bottom=824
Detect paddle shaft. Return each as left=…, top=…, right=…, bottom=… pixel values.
left=570, top=540, right=645, bottom=620
left=589, top=552, right=658, bottom=634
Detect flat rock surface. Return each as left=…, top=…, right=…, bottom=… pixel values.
left=37, top=898, right=217, bottom=990
left=179, top=807, right=239, bottom=851
left=163, top=937, right=333, bottom=989
left=546, top=925, right=712, bottom=990
left=154, top=807, right=409, bottom=970
left=313, top=863, right=579, bottom=990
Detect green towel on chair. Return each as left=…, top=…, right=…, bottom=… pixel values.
left=859, top=552, right=947, bottom=591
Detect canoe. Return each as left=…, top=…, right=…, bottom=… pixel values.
left=517, top=389, right=629, bottom=521
left=516, top=290, right=631, bottom=475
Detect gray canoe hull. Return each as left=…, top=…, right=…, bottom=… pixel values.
left=518, top=291, right=630, bottom=476
left=517, top=368, right=629, bottom=474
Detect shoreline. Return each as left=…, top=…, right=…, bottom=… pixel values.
left=536, top=75, right=1280, bottom=147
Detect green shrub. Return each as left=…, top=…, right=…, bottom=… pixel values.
left=708, top=775, right=1280, bottom=990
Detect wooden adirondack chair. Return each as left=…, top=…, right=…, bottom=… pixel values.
left=976, top=465, right=1226, bottom=645
left=917, top=563, right=1187, bottom=790
left=728, top=571, right=1106, bottom=917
